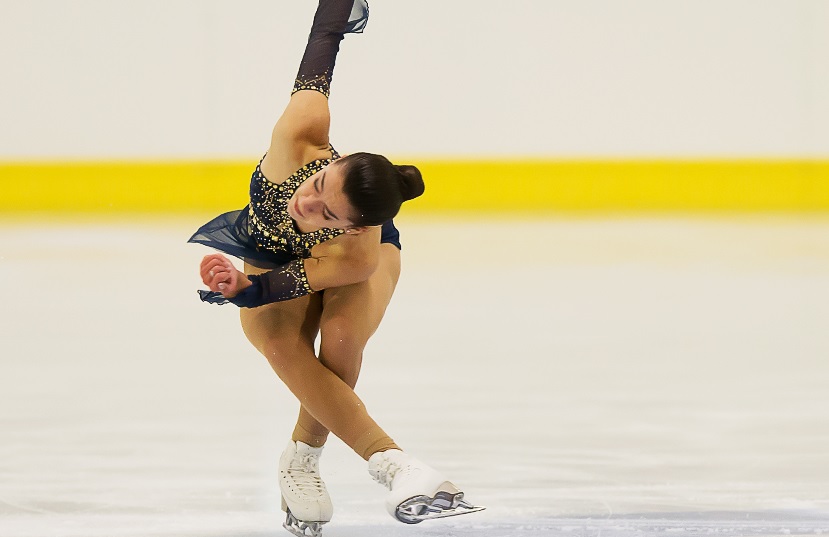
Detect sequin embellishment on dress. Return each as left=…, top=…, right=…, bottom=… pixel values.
left=249, top=159, right=344, bottom=258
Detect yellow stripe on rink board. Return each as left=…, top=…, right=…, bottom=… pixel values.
left=0, top=161, right=252, bottom=213
left=412, top=160, right=829, bottom=213
left=1, top=160, right=828, bottom=213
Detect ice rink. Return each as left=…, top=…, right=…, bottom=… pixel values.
left=1, top=216, right=828, bottom=537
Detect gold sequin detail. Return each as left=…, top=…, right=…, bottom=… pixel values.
left=283, top=259, right=313, bottom=295
left=249, top=158, right=344, bottom=258
left=291, top=72, right=332, bottom=98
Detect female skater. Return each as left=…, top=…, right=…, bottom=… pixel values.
left=188, top=1, right=482, bottom=536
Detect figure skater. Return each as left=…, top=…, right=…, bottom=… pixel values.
left=188, top=1, right=483, bottom=536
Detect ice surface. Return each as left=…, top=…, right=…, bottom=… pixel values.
left=1, top=216, right=827, bottom=537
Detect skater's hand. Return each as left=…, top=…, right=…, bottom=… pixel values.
left=199, top=253, right=252, bottom=298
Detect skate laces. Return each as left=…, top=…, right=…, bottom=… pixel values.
left=371, top=456, right=404, bottom=490
left=286, top=452, right=325, bottom=495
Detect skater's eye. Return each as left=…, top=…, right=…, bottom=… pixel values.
left=316, top=172, right=328, bottom=194
left=316, top=173, right=339, bottom=221
left=323, top=206, right=338, bottom=221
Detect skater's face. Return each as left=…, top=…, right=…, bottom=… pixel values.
left=288, top=160, right=358, bottom=231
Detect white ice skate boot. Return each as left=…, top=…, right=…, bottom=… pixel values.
left=279, top=441, right=333, bottom=537
left=367, top=449, right=485, bottom=524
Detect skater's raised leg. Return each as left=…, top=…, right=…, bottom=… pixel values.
left=368, top=450, right=486, bottom=524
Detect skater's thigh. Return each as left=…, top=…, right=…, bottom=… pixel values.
left=240, top=261, right=323, bottom=356
left=320, top=243, right=401, bottom=344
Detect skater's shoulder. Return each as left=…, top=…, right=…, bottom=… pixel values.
left=304, top=230, right=380, bottom=290
left=312, top=228, right=380, bottom=267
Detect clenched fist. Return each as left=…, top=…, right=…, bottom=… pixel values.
left=199, top=253, right=252, bottom=299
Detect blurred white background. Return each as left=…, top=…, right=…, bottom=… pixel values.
left=1, top=0, right=828, bottom=159
left=2, top=2, right=828, bottom=536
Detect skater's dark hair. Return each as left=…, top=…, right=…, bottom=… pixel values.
left=340, top=153, right=424, bottom=227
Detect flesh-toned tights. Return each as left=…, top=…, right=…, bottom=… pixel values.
left=240, top=244, right=402, bottom=461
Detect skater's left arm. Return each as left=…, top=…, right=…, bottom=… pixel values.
left=198, top=242, right=377, bottom=307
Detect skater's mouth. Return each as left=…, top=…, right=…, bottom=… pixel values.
left=293, top=198, right=304, bottom=219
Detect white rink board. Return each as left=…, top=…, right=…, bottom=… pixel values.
left=1, top=217, right=828, bottom=537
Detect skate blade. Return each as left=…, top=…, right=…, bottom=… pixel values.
left=395, top=490, right=486, bottom=524
left=283, top=508, right=325, bottom=537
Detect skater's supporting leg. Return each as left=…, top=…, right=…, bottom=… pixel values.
left=279, top=440, right=333, bottom=527
left=240, top=257, right=399, bottom=461
left=292, top=244, right=402, bottom=448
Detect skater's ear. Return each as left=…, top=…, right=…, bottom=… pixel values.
left=343, top=226, right=370, bottom=235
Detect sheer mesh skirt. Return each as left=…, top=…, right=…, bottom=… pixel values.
left=189, top=208, right=402, bottom=269
left=187, top=207, right=296, bottom=269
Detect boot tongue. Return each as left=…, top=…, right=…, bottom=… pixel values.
left=295, top=441, right=324, bottom=456
left=290, top=441, right=323, bottom=473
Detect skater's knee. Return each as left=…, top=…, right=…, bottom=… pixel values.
left=321, top=315, right=370, bottom=355
left=260, top=337, right=306, bottom=378
left=319, top=316, right=367, bottom=384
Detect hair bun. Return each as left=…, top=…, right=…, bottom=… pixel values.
left=394, top=165, right=425, bottom=202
